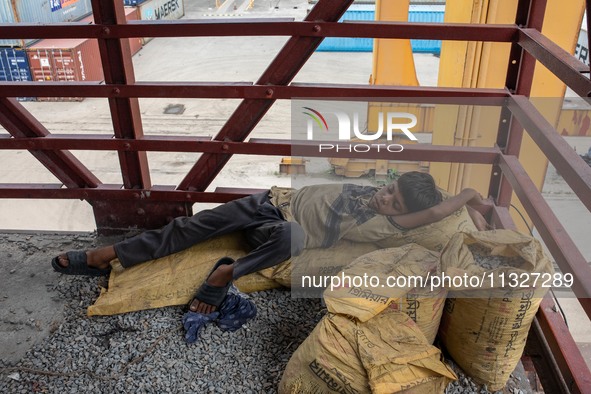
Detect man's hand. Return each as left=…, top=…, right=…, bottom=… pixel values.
left=467, top=205, right=492, bottom=231
left=467, top=194, right=495, bottom=217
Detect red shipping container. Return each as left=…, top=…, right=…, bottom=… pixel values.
left=78, top=7, right=143, bottom=57
left=27, top=38, right=104, bottom=101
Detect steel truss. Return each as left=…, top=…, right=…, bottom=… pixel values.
left=0, top=0, right=590, bottom=391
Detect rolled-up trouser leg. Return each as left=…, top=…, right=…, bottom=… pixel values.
left=233, top=221, right=305, bottom=279
left=113, top=191, right=280, bottom=267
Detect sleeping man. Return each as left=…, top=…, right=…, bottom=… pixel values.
left=52, top=172, right=491, bottom=315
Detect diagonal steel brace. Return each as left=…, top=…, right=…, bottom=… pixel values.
left=177, top=0, right=356, bottom=191
left=0, top=98, right=100, bottom=188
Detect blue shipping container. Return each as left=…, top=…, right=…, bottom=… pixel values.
left=0, top=47, right=32, bottom=82
left=0, top=47, right=34, bottom=101
left=0, top=0, right=93, bottom=47
left=317, top=5, right=444, bottom=54
left=124, top=0, right=148, bottom=5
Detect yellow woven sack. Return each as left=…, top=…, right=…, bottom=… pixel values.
left=87, top=233, right=281, bottom=316
left=384, top=286, right=448, bottom=345
left=279, top=311, right=457, bottom=394
left=323, top=244, right=442, bottom=325
left=438, top=230, right=554, bottom=391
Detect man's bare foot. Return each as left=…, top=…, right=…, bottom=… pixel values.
left=189, top=262, right=234, bottom=315
left=56, top=246, right=116, bottom=271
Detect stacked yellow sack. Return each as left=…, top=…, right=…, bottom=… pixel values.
left=279, top=311, right=456, bottom=394
left=438, top=230, right=554, bottom=391
left=323, top=244, right=447, bottom=344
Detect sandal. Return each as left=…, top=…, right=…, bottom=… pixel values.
left=51, top=251, right=111, bottom=277
left=189, top=257, right=234, bottom=309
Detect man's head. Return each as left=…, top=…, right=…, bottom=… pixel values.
left=398, top=171, right=442, bottom=213
left=368, top=171, right=442, bottom=216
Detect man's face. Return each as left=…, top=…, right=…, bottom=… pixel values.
left=368, top=181, right=409, bottom=216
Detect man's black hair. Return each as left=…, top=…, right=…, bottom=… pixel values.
left=397, top=171, right=443, bottom=213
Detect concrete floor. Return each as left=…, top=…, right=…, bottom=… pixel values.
left=0, top=0, right=589, bottom=383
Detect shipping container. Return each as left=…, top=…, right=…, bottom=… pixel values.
left=0, top=47, right=32, bottom=82
left=124, top=0, right=148, bottom=5
left=27, top=38, right=104, bottom=101
left=0, top=47, right=34, bottom=101
left=137, top=0, right=184, bottom=44
left=317, top=5, right=444, bottom=54
left=79, top=7, right=143, bottom=56
left=0, top=0, right=93, bottom=47
left=408, top=5, right=444, bottom=54
left=575, top=13, right=589, bottom=66
left=138, top=0, right=184, bottom=21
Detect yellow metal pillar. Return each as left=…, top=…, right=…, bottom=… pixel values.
left=368, top=0, right=419, bottom=133
left=432, top=0, right=583, bottom=232
left=431, top=0, right=515, bottom=193
left=370, top=0, right=418, bottom=86
left=364, top=0, right=423, bottom=178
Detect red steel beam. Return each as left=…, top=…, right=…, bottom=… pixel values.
left=0, top=82, right=510, bottom=101
left=0, top=183, right=273, bottom=203
left=518, top=28, right=591, bottom=97
left=0, top=98, right=100, bottom=188
left=535, top=297, right=591, bottom=394
left=0, top=135, right=500, bottom=163
left=498, top=154, right=591, bottom=316
left=214, top=187, right=268, bottom=195
left=0, top=20, right=518, bottom=42
left=177, top=0, right=356, bottom=192
left=507, top=95, right=591, bottom=211
left=91, top=0, right=150, bottom=190
left=489, top=0, right=545, bottom=206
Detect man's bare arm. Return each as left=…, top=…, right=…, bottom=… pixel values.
left=467, top=205, right=491, bottom=230
left=390, top=188, right=482, bottom=229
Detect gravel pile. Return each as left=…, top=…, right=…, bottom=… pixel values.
left=445, top=358, right=527, bottom=394
left=0, top=275, right=325, bottom=393
left=468, top=243, right=524, bottom=270
left=0, top=249, right=532, bottom=394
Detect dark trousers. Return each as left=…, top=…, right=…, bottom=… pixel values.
left=113, top=192, right=305, bottom=280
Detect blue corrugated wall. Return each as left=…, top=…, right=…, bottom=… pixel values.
left=0, top=47, right=34, bottom=101
left=317, top=8, right=444, bottom=54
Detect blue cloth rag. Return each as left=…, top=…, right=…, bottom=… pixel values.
left=182, top=287, right=257, bottom=344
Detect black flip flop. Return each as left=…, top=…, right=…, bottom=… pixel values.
left=51, top=251, right=111, bottom=277
left=189, top=257, right=235, bottom=309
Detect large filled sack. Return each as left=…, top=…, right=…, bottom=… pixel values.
left=437, top=230, right=554, bottom=391
left=279, top=311, right=457, bottom=394
left=384, top=286, right=447, bottom=345
left=323, top=244, right=446, bottom=344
